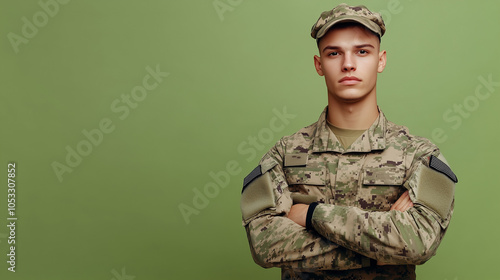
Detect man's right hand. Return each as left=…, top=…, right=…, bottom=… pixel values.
left=390, top=190, right=413, bottom=212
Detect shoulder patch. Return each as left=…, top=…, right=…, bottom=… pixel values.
left=429, top=155, right=458, bottom=183
left=242, top=165, right=262, bottom=193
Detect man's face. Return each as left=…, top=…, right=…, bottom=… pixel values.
left=314, top=25, right=386, bottom=103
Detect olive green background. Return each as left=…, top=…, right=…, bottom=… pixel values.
left=1, top=0, right=498, bottom=279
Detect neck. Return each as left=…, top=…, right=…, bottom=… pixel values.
left=326, top=93, right=379, bottom=130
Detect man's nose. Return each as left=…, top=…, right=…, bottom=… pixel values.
left=342, top=54, right=356, bottom=72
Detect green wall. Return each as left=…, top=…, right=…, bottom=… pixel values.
left=1, top=0, right=498, bottom=279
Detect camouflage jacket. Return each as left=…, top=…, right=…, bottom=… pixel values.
left=240, top=107, right=457, bottom=280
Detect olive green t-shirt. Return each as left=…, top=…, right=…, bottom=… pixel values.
left=327, top=120, right=366, bottom=149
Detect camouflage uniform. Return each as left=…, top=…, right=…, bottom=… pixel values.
left=241, top=108, right=457, bottom=279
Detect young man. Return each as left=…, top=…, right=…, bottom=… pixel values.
left=240, top=3, right=457, bottom=279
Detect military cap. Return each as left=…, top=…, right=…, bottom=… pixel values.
left=311, top=3, right=386, bottom=40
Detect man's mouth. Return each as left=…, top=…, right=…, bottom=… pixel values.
left=339, top=76, right=362, bottom=85
left=339, top=76, right=361, bottom=84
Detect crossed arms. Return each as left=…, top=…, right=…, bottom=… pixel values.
left=242, top=143, right=456, bottom=271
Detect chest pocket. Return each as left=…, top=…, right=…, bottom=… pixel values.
left=357, top=167, right=406, bottom=211
left=284, top=166, right=327, bottom=203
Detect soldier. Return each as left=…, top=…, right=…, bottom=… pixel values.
left=240, top=3, right=457, bottom=280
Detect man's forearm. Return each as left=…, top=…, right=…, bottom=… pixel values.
left=246, top=214, right=373, bottom=271
left=287, top=190, right=417, bottom=265
left=308, top=203, right=446, bottom=265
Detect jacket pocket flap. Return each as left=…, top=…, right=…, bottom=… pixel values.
left=362, top=167, right=404, bottom=186
left=284, top=167, right=325, bottom=186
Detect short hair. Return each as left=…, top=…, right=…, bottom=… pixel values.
left=316, top=21, right=381, bottom=49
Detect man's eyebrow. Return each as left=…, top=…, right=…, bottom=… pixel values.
left=322, top=44, right=375, bottom=53
left=355, top=44, right=375, bottom=49
left=322, top=46, right=340, bottom=53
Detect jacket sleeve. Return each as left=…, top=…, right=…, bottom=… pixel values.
left=307, top=148, right=457, bottom=265
left=241, top=141, right=371, bottom=271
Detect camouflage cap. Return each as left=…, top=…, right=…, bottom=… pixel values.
left=311, top=3, right=385, bottom=40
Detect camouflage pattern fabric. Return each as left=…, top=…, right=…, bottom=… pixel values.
left=282, top=264, right=415, bottom=280
left=311, top=3, right=386, bottom=39
left=242, top=107, right=455, bottom=280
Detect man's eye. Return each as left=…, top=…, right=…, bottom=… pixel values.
left=359, top=50, right=368, bottom=54
left=328, top=52, right=338, bottom=56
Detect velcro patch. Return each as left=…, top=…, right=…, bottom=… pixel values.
left=242, top=165, right=262, bottom=193
left=240, top=172, right=276, bottom=221
left=284, top=153, right=308, bottom=167
left=415, top=163, right=455, bottom=224
left=429, top=155, right=458, bottom=183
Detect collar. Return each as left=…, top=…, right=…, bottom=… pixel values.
left=311, top=106, right=387, bottom=153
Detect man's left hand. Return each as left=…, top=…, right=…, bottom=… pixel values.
left=288, top=204, right=309, bottom=227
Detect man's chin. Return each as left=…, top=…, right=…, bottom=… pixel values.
left=329, top=91, right=372, bottom=104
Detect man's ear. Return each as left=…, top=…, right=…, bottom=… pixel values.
left=377, top=50, right=387, bottom=73
left=314, top=55, right=324, bottom=76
